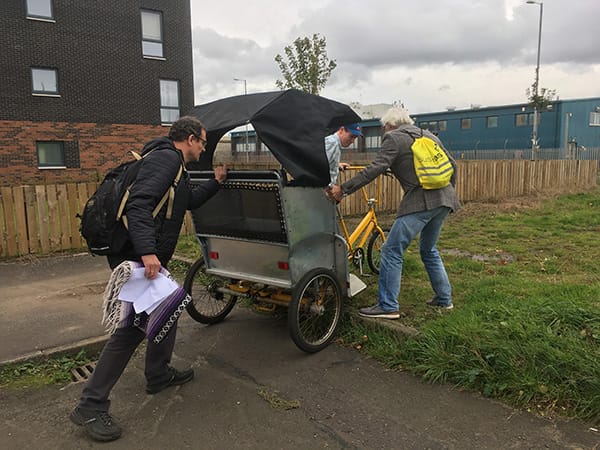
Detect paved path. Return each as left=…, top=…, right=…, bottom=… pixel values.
left=0, top=254, right=598, bottom=449
left=0, top=253, right=109, bottom=363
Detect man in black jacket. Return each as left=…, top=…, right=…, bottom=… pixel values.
left=70, top=116, right=227, bottom=442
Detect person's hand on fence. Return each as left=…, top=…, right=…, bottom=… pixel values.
left=338, top=162, right=350, bottom=171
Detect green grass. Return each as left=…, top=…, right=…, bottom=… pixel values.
left=68, top=188, right=595, bottom=423
left=0, top=350, right=99, bottom=389
left=339, top=187, right=600, bottom=422
left=8, top=189, right=598, bottom=421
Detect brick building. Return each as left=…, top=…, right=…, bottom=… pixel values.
left=1, top=0, right=194, bottom=186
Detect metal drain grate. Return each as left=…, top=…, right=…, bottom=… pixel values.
left=70, top=361, right=97, bottom=383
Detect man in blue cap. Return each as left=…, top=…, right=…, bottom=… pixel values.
left=324, top=123, right=363, bottom=189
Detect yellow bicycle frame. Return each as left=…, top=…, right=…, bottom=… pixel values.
left=337, top=166, right=386, bottom=263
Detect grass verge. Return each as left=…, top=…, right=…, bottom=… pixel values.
left=340, top=187, right=600, bottom=422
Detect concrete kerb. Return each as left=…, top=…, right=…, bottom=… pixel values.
left=0, top=253, right=417, bottom=369
left=0, top=335, right=109, bottom=370
left=350, top=312, right=420, bottom=338
left=0, top=319, right=417, bottom=372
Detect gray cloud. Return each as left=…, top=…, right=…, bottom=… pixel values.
left=191, top=0, right=600, bottom=109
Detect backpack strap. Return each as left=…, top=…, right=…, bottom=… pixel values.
left=400, top=128, right=422, bottom=141
left=119, top=146, right=185, bottom=229
left=152, top=162, right=183, bottom=219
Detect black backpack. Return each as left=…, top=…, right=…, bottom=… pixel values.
left=79, top=146, right=184, bottom=256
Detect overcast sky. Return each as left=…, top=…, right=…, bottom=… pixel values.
left=190, top=0, right=600, bottom=115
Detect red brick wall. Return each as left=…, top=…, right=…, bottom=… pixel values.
left=0, top=120, right=168, bottom=186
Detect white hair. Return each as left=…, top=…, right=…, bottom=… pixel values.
left=380, top=107, right=414, bottom=128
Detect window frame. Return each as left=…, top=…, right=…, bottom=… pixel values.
left=515, top=113, right=529, bottom=127
left=36, top=141, right=65, bottom=168
left=364, top=132, right=381, bottom=150
left=26, top=0, right=54, bottom=20
left=589, top=111, right=600, bottom=127
left=159, top=79, right=180, bottom=125
left=486, top=116, right=498, bottom=128
left=460, top=118, right=471, bottom=130
left=31, top=67, right=59, bottom=96
left=141, top=9, right=164, bottom=59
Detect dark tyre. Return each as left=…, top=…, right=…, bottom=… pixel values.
left=183, top=257, right=237, bottom=324
left=367, top=227, right=388, bottom=274
left=288, top=269, right=342, bottom=353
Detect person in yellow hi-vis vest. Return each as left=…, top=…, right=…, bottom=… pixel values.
left=328, top=107, right=461, bottom=318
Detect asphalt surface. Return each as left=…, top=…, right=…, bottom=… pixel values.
left=0, top=253, right=598, bottom=449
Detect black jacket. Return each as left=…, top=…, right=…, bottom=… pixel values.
left=109, top=137, right=219, bottom=268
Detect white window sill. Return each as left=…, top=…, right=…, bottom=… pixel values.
left=143, top=56, right=166, bottom=61
left=32, top=93, right=61, bottom=98
left=38, top=166, right=66, bottom=170
left=26, top=16, right=56, bottom=23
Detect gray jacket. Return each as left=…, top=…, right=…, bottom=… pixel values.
left=341, top=124, right=461, bottom=217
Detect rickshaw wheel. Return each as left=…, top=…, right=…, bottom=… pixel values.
left=288, top=268, right=342, bottom=353
left=367, top=227, right=388, bottom=274
left=184, top=257, right=237, bottom=324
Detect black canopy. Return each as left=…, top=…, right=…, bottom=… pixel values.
left=189, top=89, right=362, bottom=186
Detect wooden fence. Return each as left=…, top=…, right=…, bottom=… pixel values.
left=0, top=160, right=597, bottom=258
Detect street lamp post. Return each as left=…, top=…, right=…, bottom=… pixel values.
left=564, top=112, right=572, bottom=157
left=526, top=0, right=543, bottom=160
left=233, top=78, right=249, bottom=163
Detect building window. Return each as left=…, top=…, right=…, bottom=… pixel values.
left=235, top=139, right=256, bottom=153
left=37, top=141, right=65, bottom=168
left=160, top=79, right=179, bottom=125
left=426, top=121, right=438, bottom=132
left=460, top=118, right=471, bottom=129
left=515, top=113, right=529, bottom=127
left=589, top=111, right=600, bottom=126
left=487, top=116, right=498, bottom=128
left=364, top=134, right=381, bottom=150
left=26, top=0, right=53, bottom=20
left=438, top=120, right=447, bottom=131
left=31, top=67, right=59, bottom=95
left=141, top=10, right=164, bottom=58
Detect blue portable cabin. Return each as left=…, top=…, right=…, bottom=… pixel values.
left=412, top=97, right=600, bottom=152
left=230, top=97, right=600, bottom=157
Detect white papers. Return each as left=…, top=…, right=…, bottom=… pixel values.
left=118, top=268, right=179, bottom=314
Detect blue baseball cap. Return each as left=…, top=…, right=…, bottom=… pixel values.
left=345, top=123, right=363, bottom=137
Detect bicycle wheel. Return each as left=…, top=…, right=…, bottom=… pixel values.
left=367, top=227, right=388, bottom=274
left=288, top=268, right=342, bottom=353
left=183, top=257, right=237, bottom=324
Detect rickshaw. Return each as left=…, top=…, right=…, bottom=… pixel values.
left=184, top=89, right=365, bottom=353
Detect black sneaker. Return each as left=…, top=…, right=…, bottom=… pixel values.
left=70, top=407, right=122, bottom=442
left=146, top=366, right=194, bottom=394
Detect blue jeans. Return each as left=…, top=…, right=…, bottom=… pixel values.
left=378, top=206, right=452, bottom=311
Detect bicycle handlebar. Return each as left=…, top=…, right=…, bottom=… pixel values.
left=341, top=166, right=393, bottom=177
